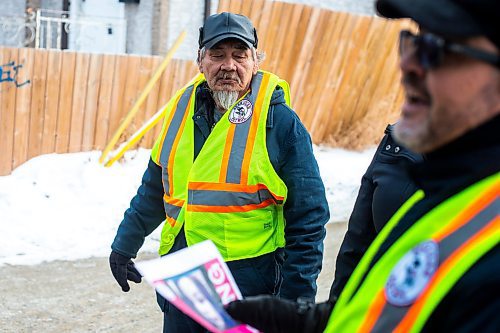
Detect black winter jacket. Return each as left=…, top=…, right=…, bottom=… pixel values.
left=329, top=124, right=423, bottom=301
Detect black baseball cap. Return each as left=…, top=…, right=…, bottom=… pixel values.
left=376, top=0, right=500, bottom=49
left=199, top=12, right=258, bottom=50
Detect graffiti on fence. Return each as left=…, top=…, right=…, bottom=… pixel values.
left=0, top=61, right=31, bottom=88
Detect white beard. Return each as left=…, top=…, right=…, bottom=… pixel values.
left=212, top=90, right=239, bottom=111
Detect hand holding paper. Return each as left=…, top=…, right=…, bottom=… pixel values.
left=135, top=240, right=260, bottom=333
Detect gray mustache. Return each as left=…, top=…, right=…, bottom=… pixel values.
left=216, top=71, right=241, bottom=83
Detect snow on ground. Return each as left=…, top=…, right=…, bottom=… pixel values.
left=0, top=146, right=375, bottom=267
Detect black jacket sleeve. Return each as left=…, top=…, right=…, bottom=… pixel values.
left=329, top=125, right=423, bottom=301
left=111, top=158, right=166, bottom=258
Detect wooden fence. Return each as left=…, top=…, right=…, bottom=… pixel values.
left=218, top=0, right=412, bottom=147
left=0, top=0, right=411, bottom=176
left=0, top=48, right=198, bottom=175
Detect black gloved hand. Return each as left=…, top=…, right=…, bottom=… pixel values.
left=109, top=250, right=142, bottom=292
left=226, top=295, right=333, bottom=333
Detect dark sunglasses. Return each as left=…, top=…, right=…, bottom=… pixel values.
left=399, top=30, right=500, bottom=69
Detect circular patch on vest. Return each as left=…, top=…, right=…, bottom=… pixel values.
left=385, top=240, right=439, bottom=307
left=228, top=99, right=253, bottom=124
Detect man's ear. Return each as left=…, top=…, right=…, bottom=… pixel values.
left=253, top=59, right=259, bottom=75
left=197, top=50, right=204, bottom=73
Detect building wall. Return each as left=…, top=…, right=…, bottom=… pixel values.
left=40, top=0, right=62, bottom=11
left=165, top=0, right=206, bottom=60
left=0, top=0, right=28, bottom=47
left=69, top=0, right=126, bottom=54
left=277, top=0, right=375, bottom=15
left=124, top=0, right=154, bottom=55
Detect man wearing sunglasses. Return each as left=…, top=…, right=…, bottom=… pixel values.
left=225, top=0, right=500, bottom=332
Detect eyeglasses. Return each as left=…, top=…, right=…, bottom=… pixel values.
left=399, top=30, right=500, bottom=69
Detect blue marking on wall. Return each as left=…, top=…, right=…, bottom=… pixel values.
left=0, top=61, right=31, bottom=88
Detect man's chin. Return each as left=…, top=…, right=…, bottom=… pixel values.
left=393, top=121, right=429, bottom=153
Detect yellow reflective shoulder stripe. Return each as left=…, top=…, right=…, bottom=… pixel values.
left=217, top=71, right=275, bottom=185
left=151, top=73, right=205, bottom=165
left=159, top=84, right=195, bottom=196
left=240, top=72, right=271, bottom=185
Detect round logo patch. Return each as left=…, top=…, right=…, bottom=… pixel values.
left=228, top=99, right=253, bottom=124
left=385, top=240, right=439, bottom=307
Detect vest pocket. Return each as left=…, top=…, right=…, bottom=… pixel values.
left=224, top=211, right=276, bottom=260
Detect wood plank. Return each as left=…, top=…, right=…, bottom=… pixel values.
left=130, top=55, right=155, bottom=150
left=55, top=51, right=76, bottom=153
left=143, top=56, right=163, bottom=148
left=307, top=11, right=351, bottom=136
left=120, top=55, right=141, bottom=145
left=240, top=0, right=253, bottom=16
left=332, top=16, right=372, bottom=135
left=81, top=53, right=103, bottom=151
left=275, top=3, right=306, bottom=81
left=0, top=47, right=19, bottom=175
left=217, top=0, right=231, bottom=13
left=309, top=12, right=348, bottom=140
left=248, top=0, right=266, bottom=29
left=258, top=2, right=283, bottom=54
left=289, top=6, right=321, bottom=106
left=107, top=54, right=129, bottom=144
left=13, top=47, right=35, bottom=169
left=68, top=52, right=90, bottom=152
left=94, top=54, right=116, bottom=150
left=319, top=15, right=366, bottom=139
left=295, top=10, right=333, bottom=130
left=151, top=60, right=172, bottom=142
left=27, top=48, right=49, bottom=160
left=42, top=49, right=62, bottom=154
left=228, top=0, right=243, bottom=13
left=266, top=2, right=293, bottom=74
left=253, top=0, right=274, bottom=33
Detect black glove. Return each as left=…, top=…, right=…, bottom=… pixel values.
left=225, top=295, right=334, bottom=333
left=109, top=250, right=142, bottom=292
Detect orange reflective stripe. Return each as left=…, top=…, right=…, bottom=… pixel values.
left=187, top=198, right=276, bottom=213
left=167, top=95, right=193, bottom=196
left=188, top=182, right=284, bottom=200
left=358, top=289, right=387, bottom=333
left=163, top=194, right=185, bottom=207
left=155, top=93, right=183, bottom=165
left=240, top=73, right=270, bottom=185
left=394, top=216, right=499, bottom=333
left=434, top=183, right=499, bottom=241
left=220, top=123, right=236, bottom=183
left=166, top=216, right=177, bottom=227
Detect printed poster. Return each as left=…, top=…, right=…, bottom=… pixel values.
left=135, top=240, right=259, bottom=333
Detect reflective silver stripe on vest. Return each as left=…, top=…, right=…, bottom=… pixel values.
left=225, top=72, right=263, bottom=184
left=159, top=85, right=195, bottom=195
left=371, top=196, right=499, bottom=333
left=164, top=200, right=182, bottom=220
left=188, top=187, right=283, bottom=207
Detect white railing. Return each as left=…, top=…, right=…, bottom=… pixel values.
left=0, top=9, right=126, bottom=53
left=0, top=10, right=37, bottom=47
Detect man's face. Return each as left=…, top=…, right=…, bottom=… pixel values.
left=199, top=39, right=258, bottom=99
left=395, top=33, right=500, bottom=153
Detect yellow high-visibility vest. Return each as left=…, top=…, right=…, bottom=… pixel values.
left=151, top=70, right=292, bottom=260
left=325, top=172, right=499, bottom=333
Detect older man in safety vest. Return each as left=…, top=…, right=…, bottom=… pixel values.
left=109, top=12, right=329, bottom=333
left=226, top=0, right=500, bottom=332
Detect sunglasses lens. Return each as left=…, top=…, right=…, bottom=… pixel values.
left=418, top=35, right=441, bottom=69
left=399, top=31, right=444, bottom=69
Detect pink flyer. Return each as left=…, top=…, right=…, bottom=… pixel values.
left=136, top=240, right=260, bottom=333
